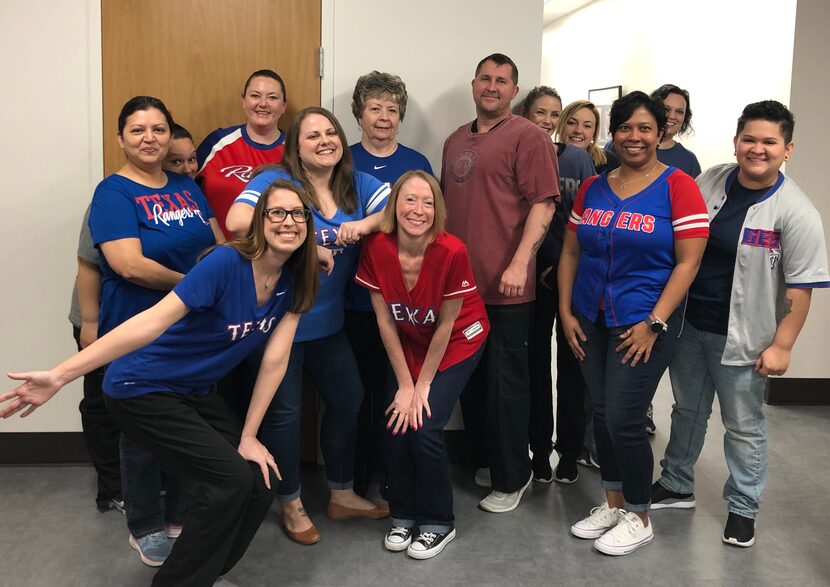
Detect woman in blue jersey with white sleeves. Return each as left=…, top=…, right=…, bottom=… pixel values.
left=558, top=91, right=709, bottom=556
left=1, top=179, right=319, bottom=586
left=226, top=106, right=391, bottom=545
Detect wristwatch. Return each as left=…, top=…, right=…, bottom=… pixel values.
left=645, top=314, right=668, bottom=334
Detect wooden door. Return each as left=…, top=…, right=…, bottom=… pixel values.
left=102, top=0, right=321, bottom=461
left=102, top=0, right=321, bottom=175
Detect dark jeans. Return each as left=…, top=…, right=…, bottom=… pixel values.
left=121, top=434, right=188, bottom=536
left=386, top=348, right=482, bottom=532
left=576, top=310, right=681, bottom=511
left=216, top=342, right=265, bottom=424
left=106, top=390, right=276, bottom=587
left=72, top=326, right=122, bottom=505
left=460, top=303, right=533, bottom=493
left=261, top=329, right=364, bottom=500
left=528, top=279, right=588, bottom=463
left=344, top=310, right=390, bottom=495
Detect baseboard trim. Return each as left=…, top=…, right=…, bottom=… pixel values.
left=1, top=430, right=472, bottom=466
left=765, top=378, right=830, bottom=405
left=0, top=432, right=91, bottom=465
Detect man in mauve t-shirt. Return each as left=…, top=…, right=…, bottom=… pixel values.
left=441, top=52, right=559, bottom=513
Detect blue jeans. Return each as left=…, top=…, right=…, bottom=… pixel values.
left=576, top=310, right=681, bottom=512
left=261, top=329, right=364, bottom=501
left=658, top=321, right=768, bottom=518
left=121, top=434, right=188, bottom=537
left=386, top=347, right=482, bottom=534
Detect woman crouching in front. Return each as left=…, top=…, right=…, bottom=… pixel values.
left=356, top=170, right=488, bottom=559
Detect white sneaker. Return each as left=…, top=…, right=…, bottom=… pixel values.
left=570, top=503, right=622, bottom=539
left=594, top=510, right=654, bottom=555
left=383, top=526, right=413, bottom=552
left=478, top=474, right=532, bottom=513
left=474, top=467, right=491, bottom=488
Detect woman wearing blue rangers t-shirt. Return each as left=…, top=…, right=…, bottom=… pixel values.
left=227, top=107, right=391, bottom=545
left=2, top=179, right=318, bottom=586
left=88, top=96, right=225, bottom=567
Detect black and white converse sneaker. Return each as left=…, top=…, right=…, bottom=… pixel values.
left=383, top=526, right=413, bottom=552
left=406, top=529, right=456, bottom=560
left=722, top=512, right=755, bottom=547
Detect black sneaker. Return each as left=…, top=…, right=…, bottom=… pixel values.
left=722, top=512, right=755, bottom=547
left=383, top=526, right=413, bottom=552
left=533, top=459, right=554, bottom=484
left=554, top=455, right=579, bottom=484
left=97, top=497, right=126, bottom=514
left=407, top=529, right=456, bottom=560
left=576, top=447, right=599, bottom=469
left=650, top=481, right=695, bottom=510
left=645, top=404, right=656, bottom=435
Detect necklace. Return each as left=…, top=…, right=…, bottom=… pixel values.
left=264, top=271, right=281, bottom=290
left=614, top=160, right=660, bottom=191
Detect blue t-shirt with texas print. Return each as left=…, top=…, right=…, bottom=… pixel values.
left=89, top=172, right=216, bottom=336
left=104, top=246, right=294, bottom=399
left=236, top=167, right=389, bottom=341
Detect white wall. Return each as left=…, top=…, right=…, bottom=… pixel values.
left=0, top=0, right=102, bottom=432
left=0, top=0, right=544, bottom=433
left=322, top=0, right=544, bottom=176
left=785, top=0, right=830, bottom=379
left=541, top=0, right=797, bottom=172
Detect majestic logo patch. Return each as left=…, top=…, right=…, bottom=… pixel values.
left=463, top=321, right=484, bottom=340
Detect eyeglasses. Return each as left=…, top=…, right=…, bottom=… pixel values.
left=263, top=207, right=310, bottom=223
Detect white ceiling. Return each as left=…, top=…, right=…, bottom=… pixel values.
left=543, top=0, right=595, bottom=25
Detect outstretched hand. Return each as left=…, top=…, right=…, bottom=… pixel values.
left=0, top=371, right=63, bottom=418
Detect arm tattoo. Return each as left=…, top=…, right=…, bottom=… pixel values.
left=530, top=222, right=550, bottom=256
left=782, top=295, right=793, bottom=318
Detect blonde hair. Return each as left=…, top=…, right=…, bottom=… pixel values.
left=555, top=100, right=607, bottom=167
left=380, top=170, right=446, bottom=240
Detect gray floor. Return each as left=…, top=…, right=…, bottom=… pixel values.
left=3, top=380, right=830, bottom=587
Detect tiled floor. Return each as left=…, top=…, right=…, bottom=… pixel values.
left=2, top=377, right=829, bottom=586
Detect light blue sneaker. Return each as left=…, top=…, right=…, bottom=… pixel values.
left=129, top=530, right=172, bottom=567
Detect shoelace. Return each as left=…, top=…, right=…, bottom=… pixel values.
left=417, top=532, right=438, bottom=546
left=145, top=532, right=169, bottom=546
left=614, top=512, right=641, bottom=537
left=389, top=527, right=409, bottom=539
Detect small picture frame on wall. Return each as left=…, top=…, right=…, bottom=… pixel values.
left=588, top=85, right=622, bottom=146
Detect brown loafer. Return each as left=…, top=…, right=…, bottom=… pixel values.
left=327, top=501, right=390, bottom=520
left=279, top=516, right=320, bottom=545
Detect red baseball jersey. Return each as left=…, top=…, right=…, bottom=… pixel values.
left=356, top=231, right=489, bottom=380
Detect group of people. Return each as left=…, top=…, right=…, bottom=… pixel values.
left=2, top=50, right=828, bottom=585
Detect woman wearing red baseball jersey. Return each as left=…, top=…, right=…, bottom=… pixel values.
left=356, top=170, right=489, bottom=560
left=558, top=91, right=709, bottom=556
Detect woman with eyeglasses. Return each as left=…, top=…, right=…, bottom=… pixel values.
left=2, top=179, right=319, bottom=586
left=226, top=106, right=391, bottom=545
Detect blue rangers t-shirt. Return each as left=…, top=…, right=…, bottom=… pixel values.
left=89, top=172, right=216, bottom=336
left=236, top=166, right=389, bottom=341
left=104, top=246, right=294, bottom=399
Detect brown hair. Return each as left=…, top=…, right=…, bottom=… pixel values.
left=380, top=170, right=446, bottom=240
left=222, top=179, right=318, bottom=313
left=281, top=107, right=358, bottom=214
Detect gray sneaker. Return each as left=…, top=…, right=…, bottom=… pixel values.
left=474, top=467, right=491, bottom=488
left=478, top=474, right=532, bottom=513
left=129, top=531, right=172, bottom=567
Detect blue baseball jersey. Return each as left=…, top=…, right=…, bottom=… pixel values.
left=89, top=172, right=216, bottom=337
left=349, top=142, right=434, bottom=186
left=568, top=167, right=709, bottom=326
left=104, top=246, right=294, bottom=399
left=235, top=167, right=389, bottom=341
left=347, top=142, right=434, bottom=312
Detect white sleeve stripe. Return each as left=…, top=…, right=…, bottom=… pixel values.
left=443, top=285, right=477, bottom=297
left=673, top=222, right=710, bottom=231
left=365, top=185, right=391, bottom=214
left=197, top=128, right=243, bottom=174
left=569, top=211, right=582, bottom=223
left=234, top=192, right=260, bottom=207
left=672, top=213, right=709, bottom=226
left=354, top=275, right=380, bottom=290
